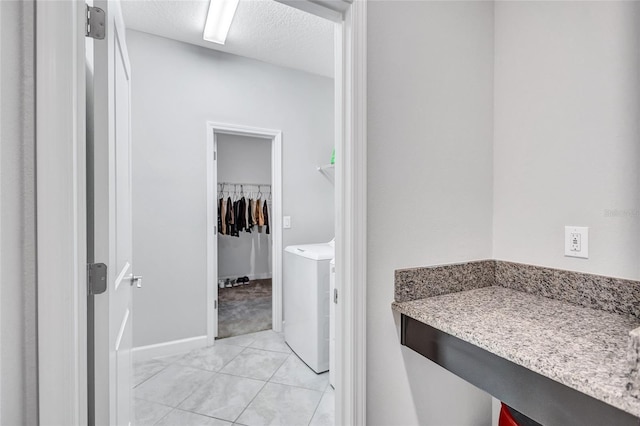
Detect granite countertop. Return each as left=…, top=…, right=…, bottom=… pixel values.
left=392, top=285, right=640, bottom=417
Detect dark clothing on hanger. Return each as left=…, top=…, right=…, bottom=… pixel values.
left=245, top=198, right=252, bottom=233
left=248, top=199, right=255, bottom=231
left=221, top=198, right=227, bottom=235
left=231, top=199, right=240, bottom=237
left=236, top=197, right=246, bottom=234
left=218, top=198, right=223, bottom=234
left=263, top=200, right=270, bottom=235
left=225, top=197, right=234, bottom=236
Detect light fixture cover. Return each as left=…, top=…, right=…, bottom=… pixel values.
left=203, top=0, right=240, bottom=45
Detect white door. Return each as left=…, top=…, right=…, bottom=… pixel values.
left=89, top=0, right=135, bottom=424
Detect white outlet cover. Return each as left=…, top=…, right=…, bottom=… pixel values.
left=565, top=226, right=589, bottom=258
left=283, top=216, right=291, bottom=229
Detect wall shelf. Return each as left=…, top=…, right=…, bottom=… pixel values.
left=316, top=163, right=335, bottom=172
left=317, top=163, right=335, bottom=183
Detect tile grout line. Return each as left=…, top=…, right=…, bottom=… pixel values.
left=135, top=342, right=257, bottom=409
left=217, top=345, right=250, bottom=371
left=310, top=386, right=335, bottom=426
left=175, top=371, right=218, bottom=411
left=265, top=353, right=291, bottom=382
left=266, top=351, right=329, bottom=426
left=220, top=346, right=290, bottom=379
left=173, top=373, right=220, bottom=413
left=245, top=343, right=293, bottom=355
left=137, top=332, right=331, bottom=425
left=134, top=395, right=179, bottom=410
left=133, top=361, right=172, bottom=390
left=232, top=353, right=292, bottom=424
left=172, top=345, right=250, bottom=413
left=152, top=345, right=256, bottom=423
left=215, top=358, right=328, bottom=392
left=138, top=356, right=222, bottom=414
left=151, top=406, right=177, bottom=426
left=232, top=374, right=271, bottom=424
left=166, top=406, right=240, bottom=424
left=307, top=396, right=324, bottom=426
left=301, top=362, right=327, bottom=426
left=267, top=375, right=329, bottom=393
left=266, top=350, right=330, bottom=392
left=170, top=343, right=248, bottom=375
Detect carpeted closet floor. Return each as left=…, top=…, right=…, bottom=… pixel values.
left=218, top=278, right=272, bottom=338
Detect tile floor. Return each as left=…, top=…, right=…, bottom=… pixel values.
left=134, top=330, right=334, bottom=426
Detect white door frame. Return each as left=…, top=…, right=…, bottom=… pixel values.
left=35, top=1, right=88, bottom=424
left=35, top=0, right=366, bottom=425
left=206, top=122, right=284, bottom=345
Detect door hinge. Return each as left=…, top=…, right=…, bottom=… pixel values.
left=214, top=300, right=218, bottom=309
left=88, top=263, right=108, bottom=295
left=333, top=288, right=338, bottom=304
left=214, top=151, right=217, bottom=161
left=85, top=5, right=106, bottom=40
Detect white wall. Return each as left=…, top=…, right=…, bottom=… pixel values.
left=367, top=2, right=640, bottom=424
left=367, top=1, right=495, bottom=425
left=217, top=133, right=272, bottom=280
left=0, top=1, right=37, bottom=424
left=129, top=30, right=334, bottom=347
left=493, top=1, right=640, bottom=280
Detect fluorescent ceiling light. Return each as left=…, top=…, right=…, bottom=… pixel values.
left=203, top=0, right=240, bottom=45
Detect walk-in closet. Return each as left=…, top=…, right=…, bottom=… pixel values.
left=216, top=134, right=273, bottom=338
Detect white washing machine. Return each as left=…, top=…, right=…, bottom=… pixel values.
left=284, top=242, right=334, bottom=373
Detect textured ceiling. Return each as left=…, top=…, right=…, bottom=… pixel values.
left=121, top=0, right=334, bottom=78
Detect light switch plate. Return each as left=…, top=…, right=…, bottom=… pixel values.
left=283, top=216, right=291, bottom=229
left=565, top=226, right=588, bottom=258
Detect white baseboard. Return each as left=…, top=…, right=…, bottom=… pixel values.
left=132, top=335, right=208, bottom=363
left=218, top=272, right=272, bottom=281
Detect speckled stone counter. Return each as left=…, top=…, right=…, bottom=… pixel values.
left=395, top=260, right=640, bottom=317
left=392, top=261, right=640, bottom=420
left=393, top=286, right=640, bottom=417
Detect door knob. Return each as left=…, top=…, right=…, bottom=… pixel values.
left=129, top=275, right=143, bottom=288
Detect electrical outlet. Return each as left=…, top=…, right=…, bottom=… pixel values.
left=570, top=233, right=581, bottom=252
left=565, top=226, right=588, bottom=258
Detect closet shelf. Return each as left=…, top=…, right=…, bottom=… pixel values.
left=219, top=181, right=271, bottom=188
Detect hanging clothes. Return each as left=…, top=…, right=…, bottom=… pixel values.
left=220, top=198, right=227, bottom=235
left=225, top=196, right=234, bottom=236
left=263, top=200, right=270, bottom=235
left=231, top=199, right=240, bottom=237
left=236, top=197, right=246, bottom=234
left=256, top=199, right=264, bottom=226
left=244, top=197, right=250, bottom=231
left=247, top=198, right=254, bottom=232
left=217, top=198, right=223, bottom=234
left=217, top=186, right=272, bottom=237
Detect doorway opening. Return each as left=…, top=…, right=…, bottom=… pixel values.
left=206, top=124, right=283, bottom=345
left=129, top=4, right=335, bottom=420
left=215, top=134, right=274, bottom=339
left=34, top=0, right=366, bottom=424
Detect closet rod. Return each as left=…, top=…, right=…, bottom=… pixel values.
left=218, top=182, right=271, bottom=188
